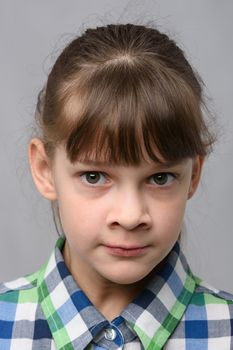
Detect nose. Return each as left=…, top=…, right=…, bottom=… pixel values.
left=106, top=187, right=152, bottom=231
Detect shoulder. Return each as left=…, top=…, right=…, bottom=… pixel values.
left=191, top=277, right=233, bottom=308
left=0, top=270, right=40, bottom=325
left=169, top=277, right=233, bottom=348
left=0, top=269, right=40, bottom=295
left=190, top=276, right=233, bottom=316
left=182, top=277, right=233, bottom=347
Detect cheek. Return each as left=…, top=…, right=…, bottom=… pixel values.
left=58, top=192, right=108, bottom=239
left=152, top=195, right=187, bottom=238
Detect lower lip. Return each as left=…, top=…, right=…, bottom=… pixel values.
left=104, top=246, right=149, bottom=257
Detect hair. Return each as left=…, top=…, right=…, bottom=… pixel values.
left=36, top=23, right=215, bottom=165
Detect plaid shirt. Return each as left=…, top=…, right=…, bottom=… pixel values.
left=0, top=237, right=233, bottom=350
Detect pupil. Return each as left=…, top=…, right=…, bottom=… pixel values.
left=87, top=172, right=100, bottom=184
left=154, top=174, right=167, bottom=185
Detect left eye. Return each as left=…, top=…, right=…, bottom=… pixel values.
left=80, top=172, right=107, bottom=185
left=149, top=173, right=175, bottom=186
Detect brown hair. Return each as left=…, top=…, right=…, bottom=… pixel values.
left=36, top=23, right=215, bottom=165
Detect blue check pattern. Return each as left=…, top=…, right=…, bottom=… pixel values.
left=0, top=236, right=233, bottom=349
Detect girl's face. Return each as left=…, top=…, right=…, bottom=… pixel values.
left=29, top=140, right=203, bottom=287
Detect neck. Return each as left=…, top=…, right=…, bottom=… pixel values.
left=63, top=243, right=150, bottom=321
left=85, top=278, right=147, bottom=321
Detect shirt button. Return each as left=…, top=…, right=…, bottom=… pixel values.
left=104, top=328, right=117, bottom=341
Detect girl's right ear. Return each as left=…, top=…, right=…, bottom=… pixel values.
left=28, top=138, right=57, bottom=201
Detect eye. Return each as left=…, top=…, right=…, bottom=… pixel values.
left=80, top=172, right=107, bottom=185
left=149, top=173, right=175, bottom=186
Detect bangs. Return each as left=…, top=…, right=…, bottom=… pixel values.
left=56, top=60, right=207, bottom=165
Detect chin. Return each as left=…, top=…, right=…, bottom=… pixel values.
left=105, top=270, right=151, bottom=285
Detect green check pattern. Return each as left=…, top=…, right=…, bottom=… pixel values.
left=0, top=237, right=233, bottom=349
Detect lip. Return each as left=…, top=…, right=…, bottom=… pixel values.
left=104, top=245, right=149, bottom=257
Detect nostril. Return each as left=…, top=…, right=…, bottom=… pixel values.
left=111, top=222, right=120, bottom=228
left=137, top=222, right=150, bottom=230
left=110, top=221, right=150, bottom=231
left=107, top=207, right=152, bottom=231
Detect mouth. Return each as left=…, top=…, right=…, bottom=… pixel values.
left=103, top=244, right=149, bottom=257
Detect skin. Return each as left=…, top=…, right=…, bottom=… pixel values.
left=29, top=139, right=203, bottom=320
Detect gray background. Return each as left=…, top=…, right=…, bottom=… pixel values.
left=0, top=0, right=233, bottom=292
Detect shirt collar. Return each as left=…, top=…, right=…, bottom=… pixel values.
left=122, top=242, right=196, bottom=349
left=37, top=237, right=196, bottom=350
left=37, top=236, right=108, bottom=350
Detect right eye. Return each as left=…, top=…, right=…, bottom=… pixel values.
left=80, top=172, right=107, bottom=185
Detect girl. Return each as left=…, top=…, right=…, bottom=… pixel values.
left=0, top=23, right=232, bottom=350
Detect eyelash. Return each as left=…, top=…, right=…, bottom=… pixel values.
left=79, top=172, right=108, bottom=185
left=79, top=171, right=177, bottom=187
left=149, top=172, right=177, bottom=186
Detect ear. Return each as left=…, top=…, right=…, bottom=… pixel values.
left=28, top=138, right=57, bottom=201
left=188, top=156, right=204, bottom=199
